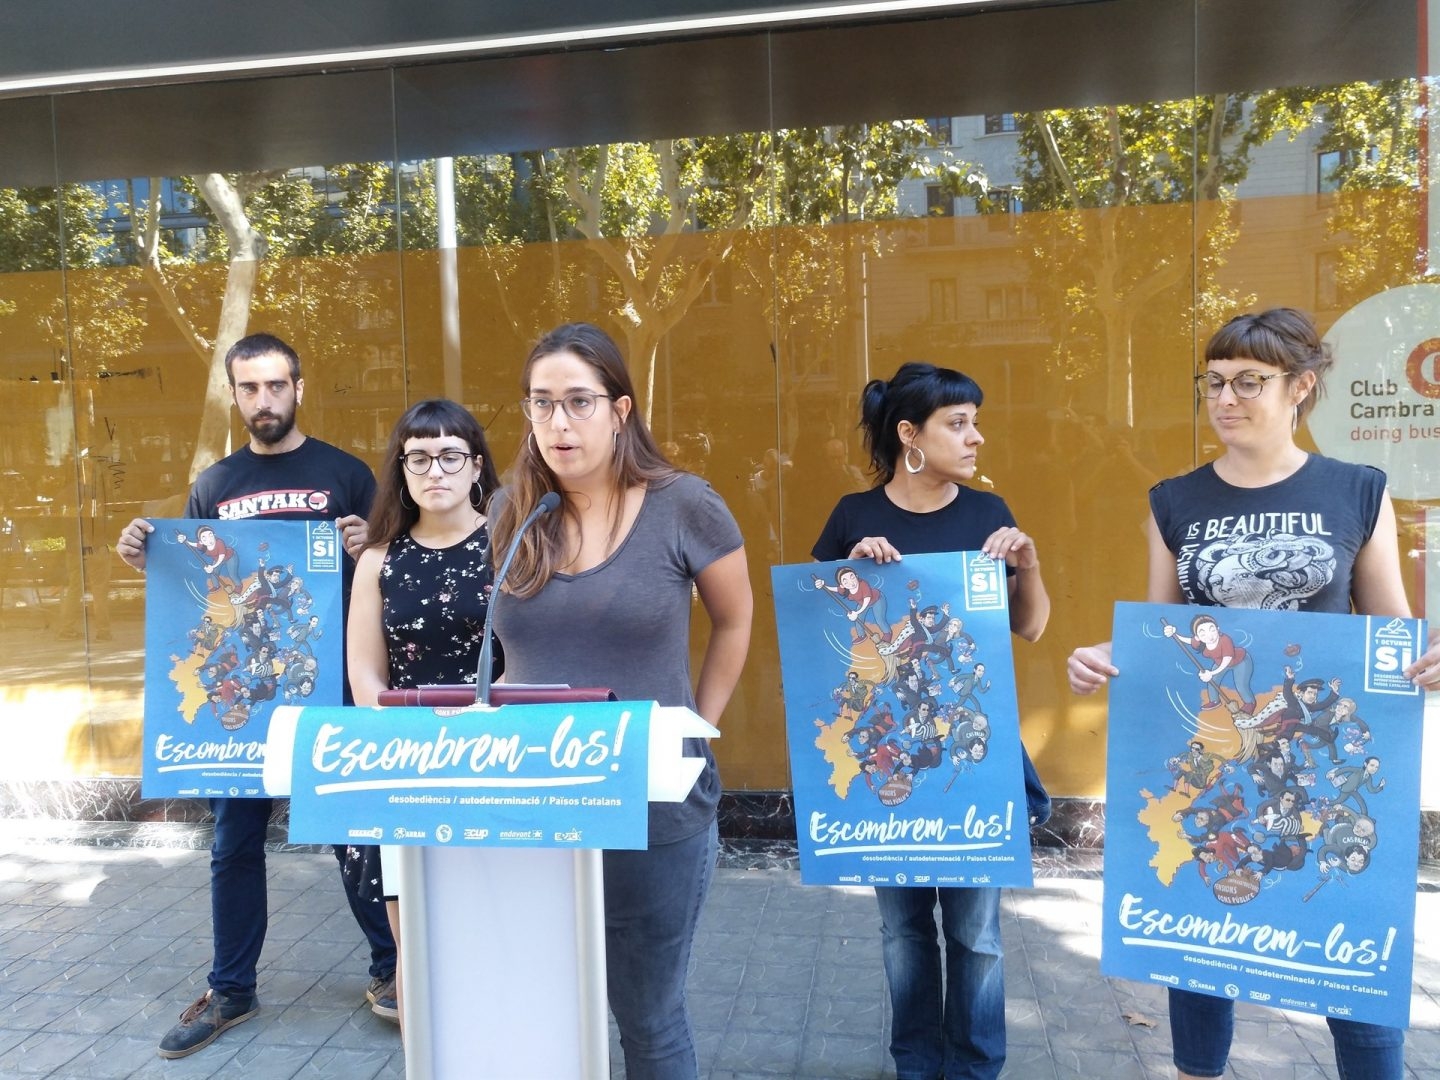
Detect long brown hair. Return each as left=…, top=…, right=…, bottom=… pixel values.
left=493, top=323, right=675, bottom=598
left=367, top=399, right=500, bottom=549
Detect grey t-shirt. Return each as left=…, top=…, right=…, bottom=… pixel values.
left=491, top=472, right=744, bottom=845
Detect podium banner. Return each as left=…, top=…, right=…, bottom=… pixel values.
left=771, top=551, right=1032, bottom=888
left=1102, top=601, right=1426, bottom=1028
left=279, top=700, right=653, bottom=849
left=142, top=518, right=345, bottom=798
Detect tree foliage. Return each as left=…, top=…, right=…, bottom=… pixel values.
left=414, top=121, right=974, bottom=423
left=7, top=78, right=1415, bottom=465
left=1015, top=95, right=1278, bottom=424
left=1266, top=78, right=1427, bottom=305
left=1010, top=82, right=1422, bottom=425
left=0, top=185, right=144, bottom=364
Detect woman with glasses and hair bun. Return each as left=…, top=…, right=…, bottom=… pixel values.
left=490, top=322, right=752, bottom=1079
left=344, top=398, right=502, bottom=1030
left=812, top=361, right=1051, bottom=1080
left=1069, top=308, right=1440, bottom=1080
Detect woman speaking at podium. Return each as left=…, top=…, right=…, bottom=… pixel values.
left=491, top=323, right=752, bottom=1079
left=345, top=398, right=502, bottom=1030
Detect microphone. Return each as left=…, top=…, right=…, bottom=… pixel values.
left=473, top=490, right=561, bottom=705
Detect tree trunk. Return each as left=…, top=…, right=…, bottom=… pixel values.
left=1102, top=303, right=1134, bottom=428
left=618, top=320, right=659, bottom=429
left=188, top=174, right=264, bottom=484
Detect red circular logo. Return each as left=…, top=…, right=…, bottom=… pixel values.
left=307, top=492, right=330, bottom=512
left=1406, top=337, right=1440, bottom=399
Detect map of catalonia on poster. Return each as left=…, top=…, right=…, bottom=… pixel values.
left=1102, top=601, right=1426, bottom=1028
left=771, top=551, right=1032, bottom=888
left=142, top=519, right=345, bottom=798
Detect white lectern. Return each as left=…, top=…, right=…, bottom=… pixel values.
left=264, top=696, right=717, bottom=1080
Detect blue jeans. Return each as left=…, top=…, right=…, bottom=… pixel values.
left=877, top=885, right=1005, bottom=1080
left=1021, top=745, right=1050, bottom=827
left=603, top=821, right=717, bottom=1080
left=206, top=798, right=396, bottom=998
left=1169, top=988, right=1404, bottom=1078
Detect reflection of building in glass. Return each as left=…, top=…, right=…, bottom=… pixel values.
left=0, top=1, right=1428, bottom=812
left=882, top=101, right=1411, bottom=424
left=89, top=177, right=205, bottom=257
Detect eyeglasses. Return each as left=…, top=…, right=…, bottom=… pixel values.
left=400, top=450, right=473, bottom=475
left=520, top=392, right=613, bottom=422
left=1193, top=371, right=1289, bottom=399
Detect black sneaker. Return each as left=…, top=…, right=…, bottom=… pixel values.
left=366, top=973, right=399, bottom=1023
left=157, top=989, right=258, bottom=1059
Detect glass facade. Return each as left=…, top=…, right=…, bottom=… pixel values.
left=0, top=1, right=1431, bottom=799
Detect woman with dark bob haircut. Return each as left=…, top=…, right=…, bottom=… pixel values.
left=490, top=322, right=752, bottom=1077
left=345, top=398, right=502, bottom=1031
left=1069, top=308, right=1440, bottom=1080
left=812, top=361, right=1051, bottom=1080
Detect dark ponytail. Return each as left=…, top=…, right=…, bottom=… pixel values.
left=859, top=363, right=984, bottom=484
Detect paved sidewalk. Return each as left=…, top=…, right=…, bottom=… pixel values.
left=0, top=837, right=1437, bottom=1079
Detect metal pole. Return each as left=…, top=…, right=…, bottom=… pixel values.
left=436, top=157, right=462, bottom=401
left=574, top=849, right=610, bottom=1079
left=1425, top=1, right=1440, bottom=274
left=398, top=845, right=434, bottom=1080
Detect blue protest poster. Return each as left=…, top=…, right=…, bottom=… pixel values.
left=771, top=551, right=1032, bottom=888
left=142, top=518, right=345, bottom=798
left=283, top=701, right=650, bottom=849
left=1102, top=601, right=1427, bottom=1027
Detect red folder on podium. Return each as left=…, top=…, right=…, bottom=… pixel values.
left=376, top=684, right=617, bottom=707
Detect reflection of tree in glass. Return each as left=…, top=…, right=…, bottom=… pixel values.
left=118, top=165, right=404, bottom=484
left=0, top=165, right=413, bottom=505
left=1277, top=79, right=1423, bottom=308
left=397, top=122, right=982, bottom=428
left=755, top=122, right=983, bottom=454
left=1015, top=96, right=1275, bottom=426
left=1012, top=83, right=1413, bottom=427
left=0, top=184, right=145, bottom=369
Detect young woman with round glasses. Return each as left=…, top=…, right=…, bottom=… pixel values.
left=491, top=322, right=752, bottom=1078
left=520, top=390, right=613, bottom=422
left=1068, top=307, right=1440, bottom=1080
left=344, top=398, right=502, bottom=1031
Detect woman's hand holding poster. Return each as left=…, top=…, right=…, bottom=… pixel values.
left=771, top=551, right=1032, bottom=888
left=1102, top=601, right=1426, bottom=1027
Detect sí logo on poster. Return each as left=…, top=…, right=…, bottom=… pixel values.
left=962, top=551, right=1005, bottom=610
left=307, top=521, right=340, bottom=572
left=1366, top=616, right=1424, bottom=695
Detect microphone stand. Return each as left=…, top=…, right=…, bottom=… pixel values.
left=473, top=490, right=561, bottom=705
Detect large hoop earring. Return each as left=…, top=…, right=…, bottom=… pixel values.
left=613, top=429, right=619, bottom=456
left=903, top=444, right=926, bottom=474
left=400, top=487, right=416, bottom=510
left=1291, top=404, right=1299, bottom=433
left=528, top=431, right=537, bottom=455
left=470, top=481, right=484, bottom=510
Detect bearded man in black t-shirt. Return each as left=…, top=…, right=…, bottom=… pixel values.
left=117, top=333, right=398, bottom=1058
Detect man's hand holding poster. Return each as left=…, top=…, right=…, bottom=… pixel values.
left=142, top=519, right=344, bottom=798
left=771, top=551, right=1032, bottom=888
left=1102, top=601, right=1426, bottom=1027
